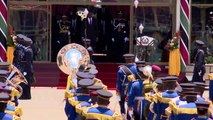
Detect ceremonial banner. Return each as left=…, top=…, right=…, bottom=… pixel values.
left=0, top=0, right=7, bottom=62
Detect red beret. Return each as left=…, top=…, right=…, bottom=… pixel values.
left=152, top=65, right=161, bottom=72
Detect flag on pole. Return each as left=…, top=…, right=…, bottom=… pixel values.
left=0, top=0, right=7, bottom=62
left=178, top=0, right=190, bottom=72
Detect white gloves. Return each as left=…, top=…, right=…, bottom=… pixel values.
left=112, top=38, right=115, bottom=42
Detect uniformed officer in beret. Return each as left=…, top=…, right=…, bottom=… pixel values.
left=192, top=40, right=206, bottom=83
left=82, top=90, right=122, bottom=120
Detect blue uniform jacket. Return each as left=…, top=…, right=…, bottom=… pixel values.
left=210, top=80, right=213, bottom=101
left=174, top=102, right=197, bottom=120
left=87, top=107, right=114, bottom=116
left=117, top=64, right=137, bottom=96
left=128, top=80, right=143, bottom=113
left=157, top=91, right=179, bottom=120
left=0, top=112, right=13, bottom=120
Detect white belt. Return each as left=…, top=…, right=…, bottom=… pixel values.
left=134, top=97, right=145, bottom=101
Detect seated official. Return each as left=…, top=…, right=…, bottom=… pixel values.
left=0, top=93, right=21, bottom=120
left=82, top=90, right=122, bottom=120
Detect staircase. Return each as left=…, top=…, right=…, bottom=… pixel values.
left=95, top=63, right=120, bottom=89
left=32, top=63, right=61, bottom=87
left=32, top=63, right=169, bottom=89
left=57, top=63, right=120, bottom=89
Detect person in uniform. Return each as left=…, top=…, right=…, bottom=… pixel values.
left=75, top=85, right=103, bottom=119
left=0, top=93, right=20, bottom=120
left=193, top=82, right=208, bottom=99
left=167, top=83, right=196, bottom=120
left=19, top=36, right=34, bottom=99
left=111, top=11, right=129, bottom=62
left=116, top=53, right=137, bottom=115
left=155, top=76, right=179, bottom=120
left=66, top=79, right=94, bottom=120
left=193, top=101, right=211, bottom=120
left=13, top=34, right=25, bottom=73
left=0, top=83, right=22, bottom=117
left=135, top=61, right=146, bottom=80
left=82, top=89, right=122, bottom=120
left=0, top=62, right=11, bottom=71
left=57, top=15, right=71, bottom=47
left=192, top=40, right=206, bottom=83
left=173, top=91, right=199, bottom=120
left=0, top=69, right=21, bottom=106
left=127, top=68, right=144, bottom=120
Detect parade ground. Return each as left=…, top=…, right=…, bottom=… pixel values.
left=19, top=87, right=119, bottom=120
left=19, top=87, right=211, bottom=120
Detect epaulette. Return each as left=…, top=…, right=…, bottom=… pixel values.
left=156, top=93, right=172, bottom=103
left=64, top=90, right=75, bottom=99
left=112, top=112, right=122, bottom=120
left=208, top=73, right=213, bottom=80
left=68, top=97, right=81, bottom=107
left=93, top=78, right=108, bottom=90
left=145, top=93, right=152, bottom=102
left=118, top=65, right=124, bottom=68
left=152, top=93, right=158, bottom=103
left=76, top=102, right=90, bottom=115
left=10, top=87, right=20, bottom=101
left=13, top=115, right=21, bottom=120
left=173, top=105, right=197, bottom=115
left=165, top=107, right=171, bottom=116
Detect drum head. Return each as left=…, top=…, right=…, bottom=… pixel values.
left=57, top=43, right=90, bottom=75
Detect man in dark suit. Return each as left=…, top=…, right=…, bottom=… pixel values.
left=69, top=11, right=82, bottom=44
left=81, top=11, right=98, bottom=52
left=96, top=7, right=112, bottom=54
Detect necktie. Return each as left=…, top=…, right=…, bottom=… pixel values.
left=90, top=18, right=92, bottom=25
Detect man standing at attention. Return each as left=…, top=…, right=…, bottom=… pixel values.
left=192, top=40, right=206, bottom=83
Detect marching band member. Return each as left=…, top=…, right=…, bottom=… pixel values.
left=82, top=89, right=122, bottom=120
left=116, top=54, right=136, bottom=115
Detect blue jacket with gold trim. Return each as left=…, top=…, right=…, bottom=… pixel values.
left=117, top=64, right=137, bottom=96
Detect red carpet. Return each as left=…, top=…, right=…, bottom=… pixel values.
left=57, top=63, right=121, bottom=89
left=33, top=63, right=168, bottom=89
